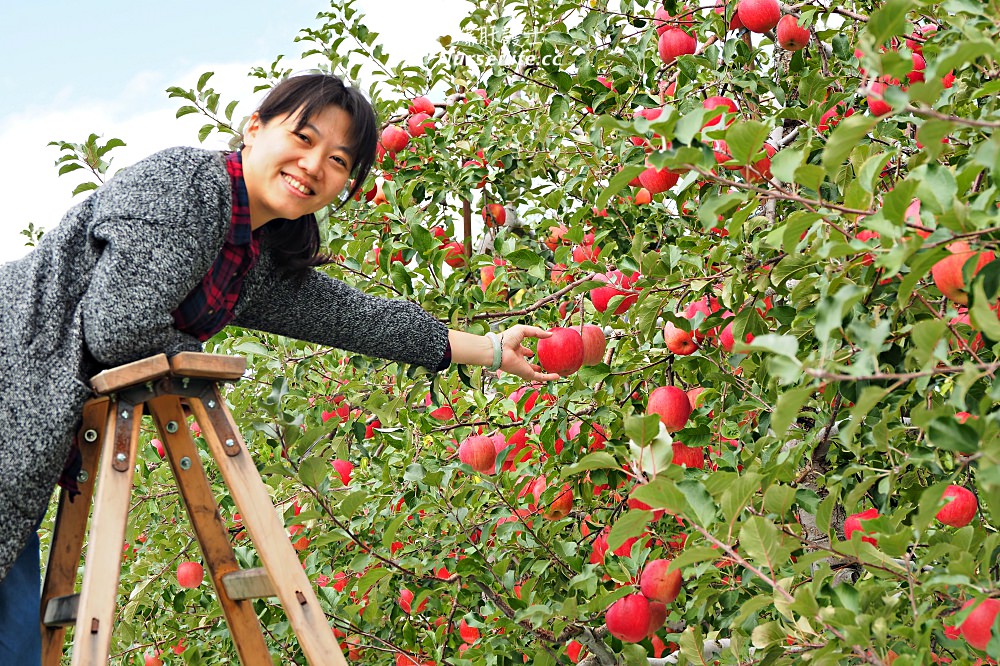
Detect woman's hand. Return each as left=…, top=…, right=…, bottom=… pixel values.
left=496, top=325, right=562, bottom=382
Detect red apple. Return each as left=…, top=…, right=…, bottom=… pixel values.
left=398, top=587, right=428, bottom=614
left=605, top=594, right=652, bottom=643
left=537, top=327, right=585, bottom=377
left=640, top=559, right=683, bottom=603
left=955, top=598, right=1000, bottom=651
left=936, top=485, right=978, bottom=527
left=580, top=324, right=607, bottom=366
left=719, top=321, right=755, bottom=352
left=639, top=164, right=680, bottom=194
left=818, top=102, right=854, bottom=132
left=657, top=29, right=697, bottom=66
left=776, top=14, right=810, bottom=50
left=442, top=241, right=466, bottom=268
left=867, top=80, right=892, bottom=117
left=545, top=483, right=574, bottom=520
left=740, top=142, right=776, bottom=182
left=671, top=442, right=705, bottom=468
left=736, top=0, right=780, bottom=33
left=634, top=187, right=652, bottom=205
left=663, top=321, right=698, bottom=355
left=407, top=112, right=435, bottom=137
left=647, top=601, right=667, bottom=636
left=459, top=435, right=497, bottom=474
left=590, top=270, right=640, bottom=314
left=844, top=508, right=879, bottom=546
left=703, top=96, right=738, bottom=128
left=381, top=125, right=409, bottom=154
left=482, top=203, right=506, bottom=228
left=145, top=652, right=164, bottom=666
left=331, top=459, right=354, bottom=486
left=408, top=96, right=435, bottom=115
left=931, top=243, right=995, bottom=305
left=177, top=561, right=204, bottom=589
left=151, top=438, right=165, bottom=459
left=647, top=386, right=693, bottom=432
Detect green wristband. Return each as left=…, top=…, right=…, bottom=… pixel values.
left=485, top=332, right=503, bottom=372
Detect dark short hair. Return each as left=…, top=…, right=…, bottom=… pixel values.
left=250, top=72, right=378, bottom=277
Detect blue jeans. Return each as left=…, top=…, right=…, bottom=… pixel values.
left=0, top=528, right=42, bottom=665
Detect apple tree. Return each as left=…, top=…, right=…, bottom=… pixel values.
left=41, top=0, right=1000, bottom=664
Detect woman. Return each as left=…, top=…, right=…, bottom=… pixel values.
left=0, top=72, right=557, bottom=662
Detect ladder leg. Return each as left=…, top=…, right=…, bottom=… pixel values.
left=146, top=396, right=272, bottom=666
left=189, top=386, right=349, bottom=666
left=41, top=399, right=109, bottom=666
left=69, top=399, right=141, bottom=666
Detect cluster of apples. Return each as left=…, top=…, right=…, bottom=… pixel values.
left=605, top=558, right=683, bottom=642
left=845, top=486, right=993, bottom=649
left=663, top=295, right=757, bottom=357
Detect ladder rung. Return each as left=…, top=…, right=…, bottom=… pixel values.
left=222, top=568, right=276, bottom=600
left=43, top=593, right=79, bottom=626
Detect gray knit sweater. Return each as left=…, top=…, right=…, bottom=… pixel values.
left=0, top=146, right=448, bottom=581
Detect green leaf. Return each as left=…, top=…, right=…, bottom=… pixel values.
left=562, top=452, right=620, bottom=476
left=720, top=472, right=763, bottom=524
left=864, top=0, right=913, bottom=45
left=917, top=120, right=954, bottom=160
left=632, top=476, right=688, bottom=515
left=970, top=280, right=1000, bottom=341
left=337, top=489, right=369, bottom=518
left=176, top=105, right=200, bottom=119
left=822, top=114, right=878, bottom=175
left=772, top=385, right=815, bottom=436
left=597, top=165, right=644, bottom=211
left=298, top=457, right=328, bottom=489
left=739, top=516, right=794, bottom=572
left=678, top=480, right=717, bottom=526
left=608, top=509, right=653, bottom=552
left=196, top=71, right=214, bottom=91
left=624, top=413, right=663, bottom=447
left=743, top=334, right=799, bottom=359
left=724, top=120, right=769, bottom=166
left=549, top=94, right=568, bottom=122
left=770, top=147, right=804, bottom=183
left=71, top=182, right=98, bottom=196
left=926, top=418, right=979, bottom=454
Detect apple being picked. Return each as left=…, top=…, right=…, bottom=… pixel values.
left=537, top=327, right=585, bottom=377
left=646, top=386, right=693, bottom=432
left=580, top=324, right=607, bottom=366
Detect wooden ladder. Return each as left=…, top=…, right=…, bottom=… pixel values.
left=40, top=352, right=349, bottom=666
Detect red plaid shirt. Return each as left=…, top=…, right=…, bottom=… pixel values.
left=171, top=150, right=261, bottom=341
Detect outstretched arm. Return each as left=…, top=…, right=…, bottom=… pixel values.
left=448, top=325, right=561, bottom=382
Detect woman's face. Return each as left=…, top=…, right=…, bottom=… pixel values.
left=241, top=104, right=354, bottom=229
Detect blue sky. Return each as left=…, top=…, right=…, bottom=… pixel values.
left=0, top=0, right=469, bottom=262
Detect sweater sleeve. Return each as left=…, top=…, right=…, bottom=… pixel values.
left=232, top=255, right=449, bottom=372
left=80, top=149, right=231, bottom=367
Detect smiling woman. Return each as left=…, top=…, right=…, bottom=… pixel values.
left=0, top=71, right=558, bottom=663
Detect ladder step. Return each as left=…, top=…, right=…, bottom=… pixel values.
left=221, top=568, right=276, bottom=600
left=43, top=593, right=79, bottom=627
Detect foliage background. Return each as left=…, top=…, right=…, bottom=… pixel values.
left=39, top=0, right=1000, bottom=664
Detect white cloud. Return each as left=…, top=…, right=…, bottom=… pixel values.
left=0, top=0, right=473, bottom=264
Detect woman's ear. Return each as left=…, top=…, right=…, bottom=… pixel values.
left=243, top=112, right=263, bottom=148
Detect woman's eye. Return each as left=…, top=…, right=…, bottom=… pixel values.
left=333, top=156, right=348, bottom=167
left=295, top=132, right=310, bottom=143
